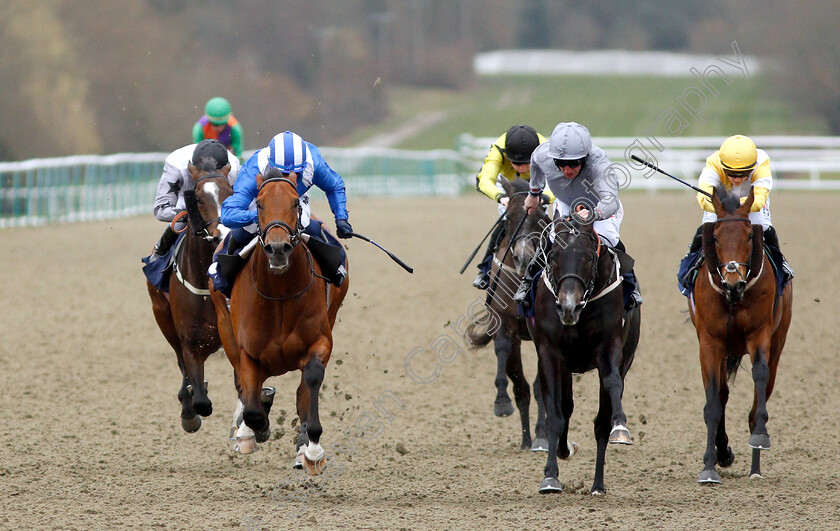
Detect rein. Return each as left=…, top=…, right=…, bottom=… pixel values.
left=542, top=222, right=620, bottom=309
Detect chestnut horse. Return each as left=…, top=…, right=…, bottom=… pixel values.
left=146, top=160, right=233, bottom=432
left=690, top=185, right=793, bottom=484
left=210, top=167, right=349, bottom=474
left=528, top=216, right=640, bottom=495
left=465, top=177, right=549, bottom=451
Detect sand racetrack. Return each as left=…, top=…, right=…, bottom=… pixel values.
left=1, top=191, right=839, bottom=530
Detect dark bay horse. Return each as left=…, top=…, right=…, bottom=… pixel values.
left=690, top=185, right=793, bottom=484
left=466, top=178, right=549, bottom=451
left=210, top=167, right=349, bottom=474
left=529, top=216, right=640, bottom=495
left=146, top=160, right=233, bottom=432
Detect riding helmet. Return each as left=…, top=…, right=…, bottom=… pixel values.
left=192, top=139, right=229, bottom=169
left=504, top=125, right=540, bottom=164
left=268, top=131, right=309, bottom=174
left=719, top=135, right=757, bottom=170
left=548, top=122, right=592, bottom=161
left=204, top=97, right=232, bottom=125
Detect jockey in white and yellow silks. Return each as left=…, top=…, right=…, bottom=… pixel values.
left=678, top=134, right=793, bottom=296
left=472, top=125, right=554, bottom=289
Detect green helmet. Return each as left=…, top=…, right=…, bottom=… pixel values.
left=204, top=97, right=231, bottom=125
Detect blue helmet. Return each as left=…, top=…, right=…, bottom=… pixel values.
left=268, top=131, right=308, bottom=174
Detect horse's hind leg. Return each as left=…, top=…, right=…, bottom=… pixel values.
left=300, top=356, right=327, bottom=475
left=493, top=330, right=515, bottom=417
left=506, top=335, right=533, bottom=450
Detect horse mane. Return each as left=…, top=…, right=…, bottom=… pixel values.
left=194, top=157, right=222, bottom=173
left=714, top=184, right=741, bottom=214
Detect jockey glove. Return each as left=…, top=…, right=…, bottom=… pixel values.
left=336, top=219, right=353, bottom=239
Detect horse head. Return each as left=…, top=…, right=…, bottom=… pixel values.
left=255, top=167, right=303, bottom=272
left=547, top=216, right=601, bottom=326
left=186, top=159, right=234, bottom=246
left=500, top=178, right=550, bottom=275
left=709, top=185, right=756, bottom=303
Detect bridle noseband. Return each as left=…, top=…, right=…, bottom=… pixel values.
left=257, top=176, right=303, bottom=247
left=708, top=217, right=758, bottom=292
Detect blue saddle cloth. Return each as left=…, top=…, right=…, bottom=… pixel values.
left=141, top=233, right=186, bottom=293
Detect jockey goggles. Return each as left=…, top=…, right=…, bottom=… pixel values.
left=723, top=167, right=755, bottom=180
left=554, top=157, right=586, bottom=169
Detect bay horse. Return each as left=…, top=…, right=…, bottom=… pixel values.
left=690, top=185, right=793, bottom=484
left=146, top=159, right=233, bottom=432
left=210, top=167, right=349, bottom=474
left=465, top=177, right=549, bottom=451
left=528, top=216, right=640, bottom=495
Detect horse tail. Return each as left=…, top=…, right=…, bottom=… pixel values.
left=725, top=355, right=740, bottom=382
left=463, top=308, right=495, bottom=350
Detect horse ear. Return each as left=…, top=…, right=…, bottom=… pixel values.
left=188, top=161, right=199, bottom=179
left=499, top=178, right=514, bottom=197
left=256, top=173, right=265, bottom=188
left=739, top=187, right=755, bottom=215
left=711, top=185, right=725, bottom=215
left=220, top=163, right=231, bottom=176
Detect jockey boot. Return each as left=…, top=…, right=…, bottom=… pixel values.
left=473, top=222, right=506, bottom=289
left=306, top=236, right=346, bottom=287
left=149, top=225, right=178, bottom=263
left=687, top=225, right=704, bottom=254
left=614, top=240, right=642, bottom=310
left=512, top=247, right=543, bottom=306
left=763, top=226, right=795, bottom=282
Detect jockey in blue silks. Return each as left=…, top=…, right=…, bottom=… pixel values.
left=211, top=131, right=352, bottom=292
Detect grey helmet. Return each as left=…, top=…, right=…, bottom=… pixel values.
left=548, top=122, right=591, bottom=160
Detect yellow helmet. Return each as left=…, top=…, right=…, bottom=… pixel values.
left=719, top=135, right=757, bottom=171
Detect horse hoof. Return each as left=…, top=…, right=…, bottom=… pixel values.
left=243, top=410, right=268, bottom=433
left=538, top=477, right=563, bottom=494
left=193, top=400, right=213, bottom=418
left=255, top=427, right=271, bottom=444
left=294, top=448, right=304, bottom=470
left=608, top=425, right=632, bottom=445
left=302, top=446, right=327, bottom=476
left=259, top=387, right=276, bottom=413
left=749, top=473, right=764, bottom=480
left=697, top=470, right=721, bottom=484
left=531, top=438, right=549, bottom=452
left=590, top=488, right=606, bottom=496
left=561, top=441, right=579, bottom=460
left=180, top=415, right=202, bottom=433
left=748, top=433, right=771, bottom=450
left=718, top=446, right=735, bottom=468
left=234, top=436, right=257, bottom=455
left=494, top=398, right=515, bottom=417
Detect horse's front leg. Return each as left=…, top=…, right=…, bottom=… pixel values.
left=506, top=335, right=534, bottom=450
left=239, top=350, right=270, bottom=438
left=298, top=350, right=328, bottom=476
left=747, top=329, right=774, bottom=478
left=536, top=351, right=564, bottom=494
left=698, top=337, right=726, bottom=484
left=492, top=328, right=515, bottom=417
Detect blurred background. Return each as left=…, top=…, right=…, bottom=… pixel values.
left=2, top=0, right=838, bottom=161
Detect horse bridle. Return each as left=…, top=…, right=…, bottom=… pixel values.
left=710, top=217, right=754, bottom=285
left=190, top=172, right=228, bottom=241
left=256, top=176, right=303, bottom=247
left=546, top=222, right=603, bottom=308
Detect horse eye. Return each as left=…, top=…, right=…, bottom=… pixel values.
left=256, top=200, right=263, bottom=211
